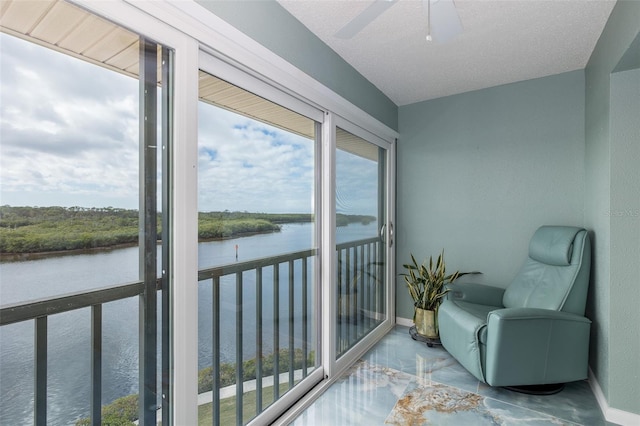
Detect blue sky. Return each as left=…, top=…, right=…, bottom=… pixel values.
left=0, top=32, right=378, bottom=215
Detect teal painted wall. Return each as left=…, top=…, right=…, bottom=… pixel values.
left=585, top=0, right=640, bottom=414
left=396, top=70, right=586, bottom=320
left=609, top=68, right=640, bottom=414
left=195, top=0, right=398, bottom=131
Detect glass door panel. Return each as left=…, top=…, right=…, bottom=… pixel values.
left=197, top=70, right=320, bottom=425
left=335, top=127, right=388, bottom=358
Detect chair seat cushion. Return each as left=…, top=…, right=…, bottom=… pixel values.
left=451, top=301, right=498, bottom=344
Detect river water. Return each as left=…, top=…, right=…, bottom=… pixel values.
left=0, top=222, right=376, bottom=425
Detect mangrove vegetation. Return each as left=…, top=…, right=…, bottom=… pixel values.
left=0, top=206, right=375, bottom=255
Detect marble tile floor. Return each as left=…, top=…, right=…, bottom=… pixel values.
left=291, top=326, right=611, bottom=426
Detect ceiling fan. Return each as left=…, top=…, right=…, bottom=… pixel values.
left=335, top=0, right=463, bottom=44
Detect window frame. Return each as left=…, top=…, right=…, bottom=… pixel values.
left=198, top=52, right=326, bottom=426
left=71, top=1, right=398, bottom=424
left=329, top=115, right=396, bottom=377
left=73, top=1, right=202, bottom=424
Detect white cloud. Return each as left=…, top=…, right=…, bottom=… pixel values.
left=1, top=32, right=379, bottom=215
left=197, top=103, right=315, bottom=213
left=1, top=33, right=140, bottom=208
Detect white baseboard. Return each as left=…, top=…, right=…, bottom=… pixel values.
left=588, top=368, right=640, bottom=426
left=395, top=316, right=413, bottom=327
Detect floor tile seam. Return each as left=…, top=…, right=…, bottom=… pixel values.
left=478, top=394, right=585, bottom=426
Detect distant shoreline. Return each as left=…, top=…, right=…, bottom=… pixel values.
left=0, top=206, right=375, bottom=261
left=0, top=228, right=282, bottom=262
left=0, top=242, right=140, bottom=262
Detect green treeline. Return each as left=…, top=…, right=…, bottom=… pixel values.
left=336, top=213, right=375, bottom=227
left=0, top=206, right=375, bottom=255
left=199, top=211, right=313, bottom=225
left=197, top=211, right=309, bottom=240
left=0, top=206, right=139, bottom=254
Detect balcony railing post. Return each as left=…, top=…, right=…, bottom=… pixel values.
left=273, top=264, right=280, bottom=401
left=255, top=267, right=263, bottom=415
left=375, top=242, right=380, bottom=317
left=368, top=242, right=374, bottom=331
left=342, top=247, right=353, bottom=348
left=288, top=260, right=295, bottom=389
left=337, top=249, right=343, bottom=354
left=302, top=257, right=308, bottom=377
left=34, top=316, right=47, bottom=426
left=235, top=272, right=243, bottom=425
left=353, top=246, right=359, bottom=337
left=91, top=305, right=102, bottom=426
left=359, top=243, right=365, bottom=334
left=212, top=277, right=220, bottom=426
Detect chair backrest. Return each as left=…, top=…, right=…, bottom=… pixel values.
left=502, top=226, right=591, bottom=315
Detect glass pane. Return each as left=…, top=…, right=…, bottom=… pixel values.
left=335, top=127, right=387, bottom=358
left=197, top=71, right=319, bottom=425
left=0, top=2, right=171, bottom=424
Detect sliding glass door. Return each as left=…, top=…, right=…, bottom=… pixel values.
left=193, top=49, right=394, bottom=425
left=196, top=55, right=324, bottom=425
left=334, top=122, right=392, bottom=361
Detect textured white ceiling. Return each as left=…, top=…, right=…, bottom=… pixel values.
left=278, top=0, right=616, bottom=106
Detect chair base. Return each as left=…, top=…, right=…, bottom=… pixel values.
left=503, top=383, right=565, bottom=395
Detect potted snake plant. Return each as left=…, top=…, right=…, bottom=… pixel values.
left=401, top=250, right=475, bottom=339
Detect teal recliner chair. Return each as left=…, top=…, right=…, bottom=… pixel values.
left=438, top=226, right=591, bottom=393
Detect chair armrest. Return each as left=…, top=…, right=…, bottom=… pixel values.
left=484, top=308, right=591, bottom=386
left=446, top=283, right=505, bottom=307
left=488, top=307, right=591, bottom=323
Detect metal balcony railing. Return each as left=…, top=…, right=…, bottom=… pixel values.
left=197, top=248, right=317, bottom=425
left=0, top=278, right=160, bottom=425
left=336, top=237, right=385, bottom=357
left=0, top=237, right=382, bottom=425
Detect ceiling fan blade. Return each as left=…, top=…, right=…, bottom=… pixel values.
left=335, top=0, right=397, bottom=39
left=424, top=0, right=463, bottom=44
